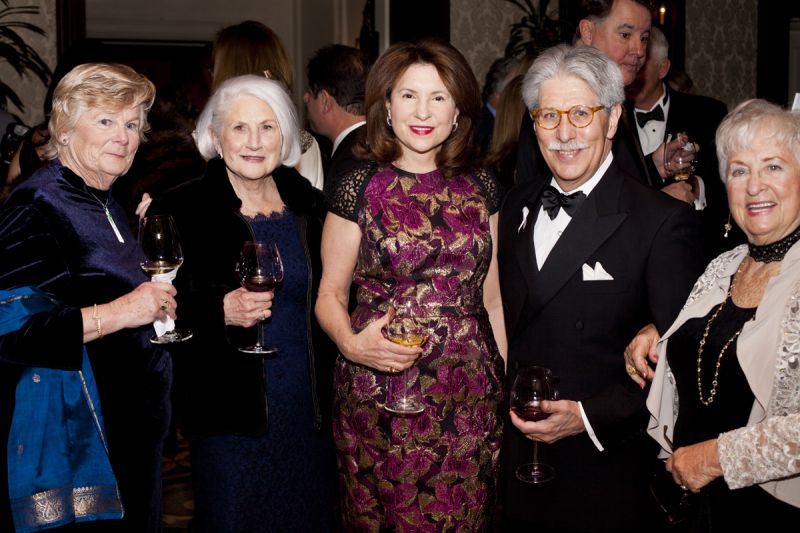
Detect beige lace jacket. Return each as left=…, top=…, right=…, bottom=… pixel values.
left=647, top=244, right=800, bottom=508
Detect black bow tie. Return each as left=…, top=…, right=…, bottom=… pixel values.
left=539, top=185, right=586, bottom=220
left=635, top=105, right=665, bottom=127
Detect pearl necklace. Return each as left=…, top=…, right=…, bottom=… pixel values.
left=696, top=274, right=747, bottom=407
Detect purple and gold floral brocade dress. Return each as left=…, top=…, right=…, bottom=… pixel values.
left=328, top=163, right=505, bottom=531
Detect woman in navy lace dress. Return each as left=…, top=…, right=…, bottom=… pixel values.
left=149, top=75, right=337, bottom=532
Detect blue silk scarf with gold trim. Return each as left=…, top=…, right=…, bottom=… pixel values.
left=2, top=287, right=123, bottom=532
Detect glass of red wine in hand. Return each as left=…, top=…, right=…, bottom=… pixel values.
left=511, top=365, right=558, bottom=483
left=236, top=241, right=284, bottom=355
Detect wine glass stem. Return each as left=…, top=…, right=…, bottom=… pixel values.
left=533, top=441, right=540, bottom=469
left=402, top=367, right=410, bottom=401
left=256, top=319, right=264, bottom=348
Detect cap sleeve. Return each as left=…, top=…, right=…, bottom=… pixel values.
left=326, top=161, right=377, bottom=222
left=474, top=167, right=503, bottom=215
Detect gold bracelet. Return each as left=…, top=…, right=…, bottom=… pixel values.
left=92, top=303, right=103, bottom=338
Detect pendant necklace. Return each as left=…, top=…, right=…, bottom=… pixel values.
left=86, top=187, right=124, bottom=243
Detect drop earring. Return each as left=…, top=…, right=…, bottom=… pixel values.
left=723, top=214, right=732, bottom=238
left=386, top=112, right=392, bottom=127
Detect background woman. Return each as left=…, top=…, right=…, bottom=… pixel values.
left=148, top=75, right=337, bottom=532
left=315, top=39, right=506, bottom=530
left=0, top=63, right=175, bottom=532
left=626, top=99, right=800, bottom=530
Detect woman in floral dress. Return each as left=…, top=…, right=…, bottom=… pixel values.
left=315, top=39, right=507, bottom=531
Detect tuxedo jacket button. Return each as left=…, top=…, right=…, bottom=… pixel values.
left=575, top=320, right=584, bottom=330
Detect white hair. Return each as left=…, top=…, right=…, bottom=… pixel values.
left=195, top=74, right=301, bottom=166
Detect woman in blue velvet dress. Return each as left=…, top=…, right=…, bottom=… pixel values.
left=148, top=75, right=337, bottom=532
left=0, top=64, right=176, bottom=532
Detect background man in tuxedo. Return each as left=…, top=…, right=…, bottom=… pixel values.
left=497, top=44, right=704, bottom=532
left=627, top=27, right=739, bottom=260
left=304, top=44, right=369, bottom=198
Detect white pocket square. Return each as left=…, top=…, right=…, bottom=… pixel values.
left=582, top=262, right=614, bottom=281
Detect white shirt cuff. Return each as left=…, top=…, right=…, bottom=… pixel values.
left=578, top=401, right=605, bottom=452
left=693, top=176, right=707, bottom=211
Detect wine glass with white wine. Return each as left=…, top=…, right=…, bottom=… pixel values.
left=663, top=133, right=698, bottom=182
left=383, top=296, right=428, bottom=415
left=139, top=214, right=192, bottom=344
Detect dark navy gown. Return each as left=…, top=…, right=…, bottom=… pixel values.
left=189, top=209, right=336, bottom=532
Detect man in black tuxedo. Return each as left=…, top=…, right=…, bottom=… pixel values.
left=498, top=44, right=705, bottom=532
left=627, top=27, right=739, bottom=260
left=304, top=44, right=369, bottom=198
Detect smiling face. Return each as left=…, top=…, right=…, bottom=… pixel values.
left=212, top=93, right=283, bottom=183
left=534, top=75, right=620, bottom=192
left=59, top=105, right=142, bottom=189
left=386, top=63, right=459, bottom=172
left=726, top=134, right=800, bottom=246
left=579, top=0, right=652, bottom=86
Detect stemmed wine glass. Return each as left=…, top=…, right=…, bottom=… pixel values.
left=139, top=214, right=192, bottom=344
left=236, top=241, right=284, bottom=355
left=383, top=297, right=428, bottom=415
left=663, top=133, right=698, bottom=182
left=511, top=365, right=558, bottom=483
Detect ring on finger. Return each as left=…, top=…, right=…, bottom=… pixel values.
left=626, top=365, right=638, bottom=376
left=258, top=311, right=266, bottom=321
left=160, top=299, right=168, bottom=312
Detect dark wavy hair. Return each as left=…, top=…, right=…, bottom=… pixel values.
left=356, top=39, right=481, bottom=178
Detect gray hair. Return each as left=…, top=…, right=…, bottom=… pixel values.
left=647, top=26, right=669, bottom=61
left=195, top=74, right=301, bottom=166
left=716, top=99, right=800, bottom=182
left=521, top=44, right=625, bottom=112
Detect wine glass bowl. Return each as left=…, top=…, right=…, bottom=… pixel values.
left=511, top=365, right=557, bottom=483
left=237, top=241, right=284, bottom=355
left=664, top=133, right=698, bottom=182
left=383, top=297, right=428, bottom=415
left=139, top=214, right=192, bottom=344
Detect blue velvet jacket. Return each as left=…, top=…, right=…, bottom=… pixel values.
left=0, top=160, right=172, bottom=532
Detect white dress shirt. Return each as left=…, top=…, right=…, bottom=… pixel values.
left=532, top=151, right=614, bottom=452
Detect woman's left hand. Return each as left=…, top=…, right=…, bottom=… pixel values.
left=666, top=438, right=723, bottom=493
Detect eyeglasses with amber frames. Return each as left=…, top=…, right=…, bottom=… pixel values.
left=530, top=105, right=606, bottom=130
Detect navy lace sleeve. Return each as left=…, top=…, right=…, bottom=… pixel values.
left=326, top=161, right=377, bottom=222
left=474, top=167, right=503, bottom=215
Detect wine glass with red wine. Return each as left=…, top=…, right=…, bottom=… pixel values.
left=236, top=241, right=284, bottom=355
left=511, top=365, right=557, bottom=483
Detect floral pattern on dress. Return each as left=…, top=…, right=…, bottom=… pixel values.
left=331, top=164, right=504, bottom=532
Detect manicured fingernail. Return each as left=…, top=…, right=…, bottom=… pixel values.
left=639, top=381, right=645, bottom=390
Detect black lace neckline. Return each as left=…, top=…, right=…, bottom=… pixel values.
left=748, top=224, right=800, bottom=263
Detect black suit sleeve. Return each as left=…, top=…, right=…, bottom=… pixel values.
left=582, top=201, right=703, bottom=447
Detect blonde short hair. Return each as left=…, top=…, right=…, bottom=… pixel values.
left=45, top=63, right=155, bottom=160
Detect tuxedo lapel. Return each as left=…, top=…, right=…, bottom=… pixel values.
left=513, top=166, right=627, bottom=335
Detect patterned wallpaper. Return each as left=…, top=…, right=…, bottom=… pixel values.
left=450, top=0, right=520, bottom=89
left=685, top=0, right=757, bottom=109
left=0, top=0, right=57, bottom=126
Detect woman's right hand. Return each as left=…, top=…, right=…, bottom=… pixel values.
left=623, top=323, right=661, bottom=388
left=108, top=281, right=178, bottom=329
left=341, top=308, right=422, bottom=373
left=223, top=287, right=275, bottom=328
